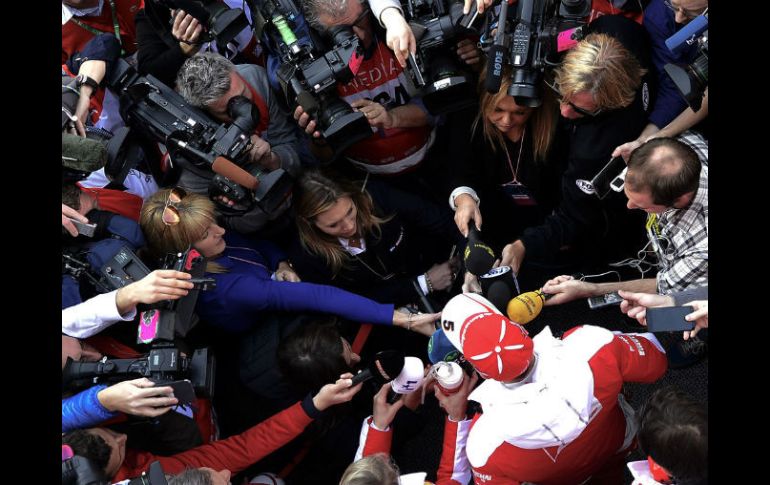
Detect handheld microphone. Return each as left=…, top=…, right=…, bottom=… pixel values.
left=506, top=289, right=552, bottom=324
left=350, top=350, right=405, bottom=386
left=464, top=225, right=496, bottom=276
left=480, top=265, right=519, bottom=313
left=485, top=0, right=510, bottom=94
left=386, top=356, right=425, bottom=404
left=486, top=280, right=512, bottom=314
left=412, top=279, right=436, bottom=313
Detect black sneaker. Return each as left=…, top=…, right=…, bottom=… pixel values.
left=667, top=335, right=707, bottom=369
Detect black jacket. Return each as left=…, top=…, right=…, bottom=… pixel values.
left=288, top=179, right=464, bottom=306
left=447, top=117, right=567, bottom=253
left=519, top=15, right=652, bottom=268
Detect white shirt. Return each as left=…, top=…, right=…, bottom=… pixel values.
left=62, top=291, right=136, bottom=338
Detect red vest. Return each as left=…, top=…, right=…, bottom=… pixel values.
left=337, top=40, right=434, bottom=175
left=62, top=0, right=145, bottom=65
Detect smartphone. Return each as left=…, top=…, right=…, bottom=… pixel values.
left=587, top=292, right=623, bottom=309
left=164, top=379, right=196, bottom=406
left=646, top=306, right=696, bottom=333
left=589, top=157, right=627, bottom=199
left=68, top=217, right=97, bottom=237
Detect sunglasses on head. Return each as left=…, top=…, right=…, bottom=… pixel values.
left=162, top=188, right=187, bottom=226
left=546, top=79, right=604, bottom=117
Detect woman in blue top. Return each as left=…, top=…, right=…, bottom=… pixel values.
left=139, top=188, right=438, bottom=336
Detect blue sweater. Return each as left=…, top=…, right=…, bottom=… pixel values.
left=196, top=233, right=395, bottom=333
left=644, top=0, right=700, bottom=128
left=62, top=385, right=117, bottom=433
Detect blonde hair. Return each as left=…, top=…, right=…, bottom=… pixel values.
left=140, top=188, right=226, bottom=273
left=295, top=170, right=390, bottom=276
left=474, top=63, right=558, bottom=162
left=339, top=454, right=400, bottom=485
left=555, top=33, right=647, bottom=111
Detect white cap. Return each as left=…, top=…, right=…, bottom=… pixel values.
left=439, top=293, right=504, bottom=351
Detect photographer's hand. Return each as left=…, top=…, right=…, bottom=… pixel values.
left=248, top=134, right=280, bottom=171
left=62, top=203, right=88, bottom=237
left=351, top=99, right=394, bottom=129
left=172, top=9, right=204, bottom=56
left=293, top=106, right=322, bottom=138
left=115, top=270, right=194, bottom=316
left=97, top=378, right=178, bottom=417
left=456, top=39, right=483, bottom=72
left=463, top=0, right=500, bottom=15
left=380, top=7, right=416, bottom=68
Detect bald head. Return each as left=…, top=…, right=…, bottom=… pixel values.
left=625, top=137, right=701, bottom=207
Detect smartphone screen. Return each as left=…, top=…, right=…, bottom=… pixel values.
left=646, top=306, right=695, bottom=332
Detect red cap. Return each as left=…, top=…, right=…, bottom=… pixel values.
left=461, top=313, right=533, bottom=381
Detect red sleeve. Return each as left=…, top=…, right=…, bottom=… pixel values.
left=609, top=332, right=668, bottom=383
left=562, top=327, right=668, bottom=384
left=155, top=402, right=313, bottom=475
left=354, top=416, right=393, bottom=461
left=435, top=416, right=473, bottom=485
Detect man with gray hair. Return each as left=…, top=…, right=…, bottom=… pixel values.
left=175, top=52, right=303, bottom=235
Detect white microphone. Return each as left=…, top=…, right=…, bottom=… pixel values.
left=387, top=356, right=425, bottom=404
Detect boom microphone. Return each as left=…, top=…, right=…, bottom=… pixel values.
left=485, top=0, right=510, bottom=94
left=350, top=350, right=405, bottom=386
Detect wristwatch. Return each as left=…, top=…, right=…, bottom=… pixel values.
left=75, top=74, right=99, bottom=95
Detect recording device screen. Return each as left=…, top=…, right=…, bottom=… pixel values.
left=587, top=291, right=623, bottom=309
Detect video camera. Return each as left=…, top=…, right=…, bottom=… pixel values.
left=402, top=0, right=486, bottom=115
left=664, top=12, right=707, bottom=111
left=106, top=58, right=293, bottom=215
left=153, top=0, right=249, bottom=50
left=63, top=450, right=169, bottom=485
left=248, top=0, right=373, bottom=155
left=62, top=247, right=216, bottom=397
left=483, top=0, right=589, bottom=107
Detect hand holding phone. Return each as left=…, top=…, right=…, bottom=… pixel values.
left=646, top=306, right=696, bottom=332
left=163, top=379, right=196, bottom=406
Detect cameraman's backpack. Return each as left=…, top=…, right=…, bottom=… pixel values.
left=62, top=210, right=146, bottom=309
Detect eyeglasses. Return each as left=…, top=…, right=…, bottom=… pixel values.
left=335, top=4, right=370, bottom=30
left=162, top=188, right=187, bottom=226
left=662, top=0, right=708, bottom=20
left=546, top=79, right=604, bottom=117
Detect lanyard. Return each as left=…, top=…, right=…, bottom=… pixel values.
left=70, top=0, right=126, bottom=56
left=503, top=127, right=526, bottom=185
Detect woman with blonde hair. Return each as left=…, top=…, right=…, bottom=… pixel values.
left=448, top=61, right=564, bottom=254
left=139, top=188, right=438, bottom=335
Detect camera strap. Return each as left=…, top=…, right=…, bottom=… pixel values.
left=69, top=0, right=126, bottom=56
left=237, top=73, right=271, bottom=135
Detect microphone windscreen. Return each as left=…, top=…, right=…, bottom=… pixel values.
left=465, top=226, right=496, bottom=275
left=390, top=356, right=425, bottom=395
left=427, top=329, right=461, bottom=364
left=352, top=350, right=405, bottom=386
left=485, top=45, right=506, bottom=94
left=506, top=290, right=546, bottom=324
left=486, top=280, right=512, bottom=314
left=62, top=133, right=107, bottom=176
